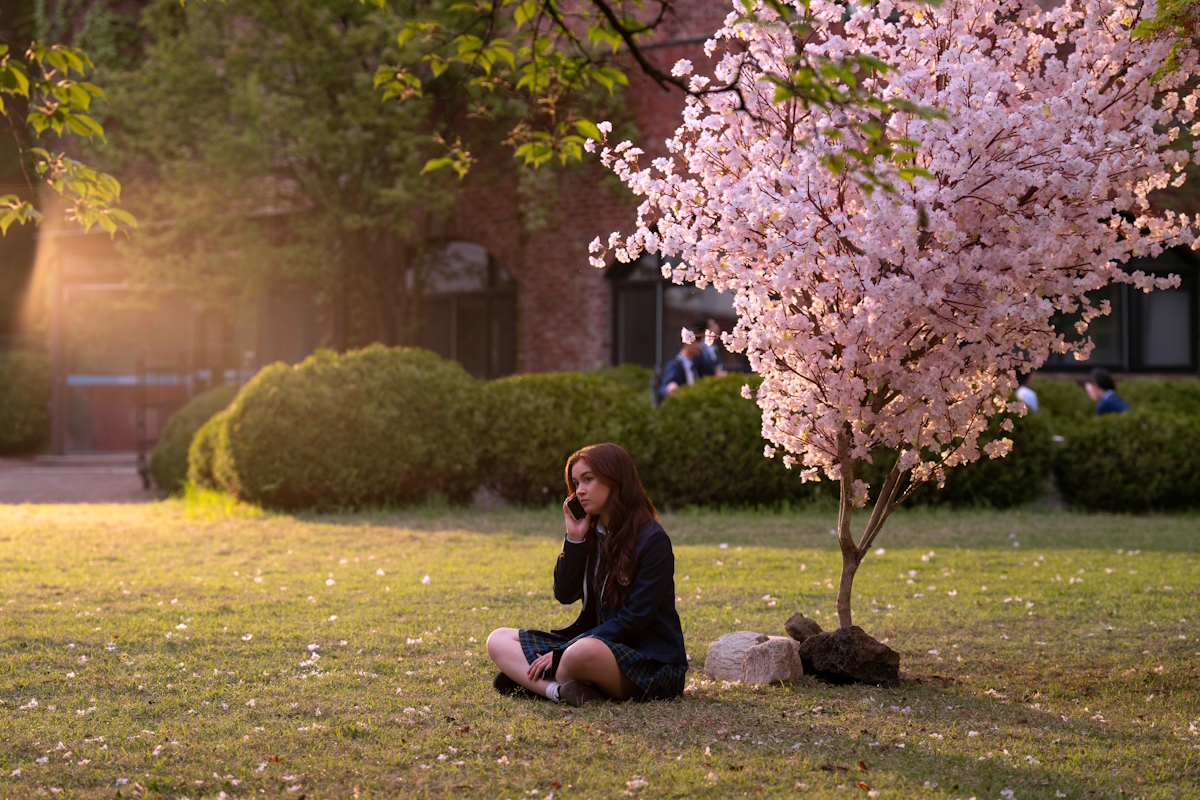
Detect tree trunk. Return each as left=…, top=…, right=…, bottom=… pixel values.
left=835, top=431, right=861, bottom=629
left=837, top=544, right=860, bottom=629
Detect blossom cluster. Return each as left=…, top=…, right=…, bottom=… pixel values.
left=591, top=0, right=1198, bottom=495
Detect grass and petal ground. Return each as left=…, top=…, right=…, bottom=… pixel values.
left=1, top=497, right=1198, bottom=799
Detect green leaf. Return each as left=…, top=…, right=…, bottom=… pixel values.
left=514, top=141, right=553, bottom=168
left=109, top=208, right=139, bottom=228
left=455, top=34, right=483, bottom=58
left=575, top=119, right=602, bottom=140
left=396, top=26, right=418, bottom=48
left=490, top=45, right=515, bottom=69
left=591, top=66, right=628, bottom=93
left=587, top=24, right=624, bottom=53
left=421, top=157, right=456, bottom=174
left=512, top=0, right=538, bottom=29
left=0, top=64, right=31, bottom=97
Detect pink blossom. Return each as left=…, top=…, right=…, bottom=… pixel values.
left=595, top=0, right=1196, bottom=493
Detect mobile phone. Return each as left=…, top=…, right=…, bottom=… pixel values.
left=567, top=495, right=587, bottom=521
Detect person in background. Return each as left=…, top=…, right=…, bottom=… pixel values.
left=1015, top=372, right=1039, bottom=411
left=658, top=322, right=708, bottom=402
left=696, top=316, right=728, bottom=378
left=1085, top=367, right=1130, bottom=416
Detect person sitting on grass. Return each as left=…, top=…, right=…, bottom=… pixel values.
left=485, top=442, right=688, bottom=707
left=1085, top=367, right=1130, bottom=416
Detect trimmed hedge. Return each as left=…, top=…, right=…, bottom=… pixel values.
left=652, top=374, right=827, bottom=507
left=0, top=351, right=51, bottom=455
left=187, top=408, right=229, bottom=491
left=1055, top=410, right=1200, bottom=512
left=149, top=385, right=239, bottom=492
left=190, top=339, right=1200, bottom=514
left=1028, top=377, right=1093, bottom=427
left=590, top=364, right=654, bottom=399
left=1119, top=378, right=1200, bottom=417
left=214, top=345, right=483, bottom=510
left=480, top=372, right=654, bottom=506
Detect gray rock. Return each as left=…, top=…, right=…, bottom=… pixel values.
left=742, top=637, right=805, bottom=685
left=797, top=626, right=900, bottom=686
left=703, top=631, right=768, bottom=681
left=784, top=613, right=823, bottom=643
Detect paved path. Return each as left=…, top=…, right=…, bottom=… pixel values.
left=0, top=456, right=156, bottom=504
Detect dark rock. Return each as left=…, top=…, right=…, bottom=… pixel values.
left=797, top=626, right=900, bottom=686
left=784, top=613, right=823, bottom=643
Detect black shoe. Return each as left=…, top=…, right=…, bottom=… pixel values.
left=557, top=680, right=606, bottom=707
left=493, top=672, right=532, bottom=697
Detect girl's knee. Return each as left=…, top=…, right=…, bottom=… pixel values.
left=485, top=627, right=516, bottom=657
left=560, top=637, right=606, bottom=670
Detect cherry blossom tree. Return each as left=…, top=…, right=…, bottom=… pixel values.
left=590, top=0, right=1199, bottom=629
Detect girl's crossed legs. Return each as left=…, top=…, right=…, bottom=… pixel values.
left=486, top=627, right=637, bottom=701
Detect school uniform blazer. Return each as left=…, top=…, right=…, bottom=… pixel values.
left=1096, top=391, right=1130, bottom=416
left=551, top=520, right=687, bottom=666
left=658, top=354, right=716, bottom=399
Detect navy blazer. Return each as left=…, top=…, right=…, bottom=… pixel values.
left=1096, top=391, right=1130, bottom=416
left=551, top=520, right=687, bottom=666
left=657, top=354, right=712, bottom=402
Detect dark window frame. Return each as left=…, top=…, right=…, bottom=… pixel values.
left=608, top=254, right=664, bottom=370
left=419, top=254, right=517, bottom=379
left=1042, top=246, right=1199, bottom=375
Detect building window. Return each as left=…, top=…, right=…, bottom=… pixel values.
left=1044, top=247, right=1199, bottom=373
left=608, top=251, right=743, bottom=372
left=418, top=241, right=517, bottom=379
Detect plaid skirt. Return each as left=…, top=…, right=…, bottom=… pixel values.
left=519, top=629, right=688, bottom=701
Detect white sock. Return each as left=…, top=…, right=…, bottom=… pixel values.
left=545, top=682, right=561, bottom=702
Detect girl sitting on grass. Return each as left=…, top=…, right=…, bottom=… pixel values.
left=486, top=442, right=688, bottom=706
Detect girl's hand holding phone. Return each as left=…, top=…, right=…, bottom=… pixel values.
left=563, top=495, right=589, bottom=542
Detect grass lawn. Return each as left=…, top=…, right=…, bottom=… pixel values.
left=1, top=496, right=1198, bottom=799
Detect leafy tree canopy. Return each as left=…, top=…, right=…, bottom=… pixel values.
left=102, top=0, right=465, bottom=346
left=0, top=40, right=135, bottom=235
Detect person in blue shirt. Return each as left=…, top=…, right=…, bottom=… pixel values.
left=1085, top=368, right=1130, bottom=415
left=486, top=443, right=687, bottom=706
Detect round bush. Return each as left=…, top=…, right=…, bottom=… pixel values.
left=187, top=408, right=229, bottom=490
left=1119, top=378, right=1200, bottom=417
left=0, top=351, right=51, bottom=455
left=214, top=345, right=483, bottom=510
left=652, top=375, right=827, bottom=508
left=480, top=372, right=654, bottom=506
left=1028, top=377, right=1093, bottom=428
left=590, top=364, right=654, bottom=400
left=149, top=385, right=239, bottom=492
left=1055, top=410, right=1200, bottom=512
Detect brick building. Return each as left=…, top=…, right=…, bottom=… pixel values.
left=423, top=2, right=736, bottom=376
left=18, top=0, right=1200, bottom=456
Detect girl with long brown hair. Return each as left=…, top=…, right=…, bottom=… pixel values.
left=486, top=443, right=688, bottom=706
